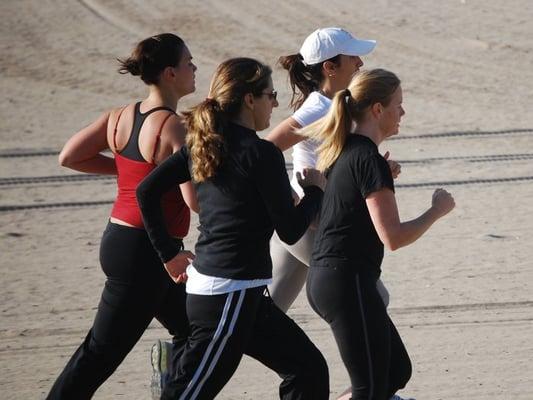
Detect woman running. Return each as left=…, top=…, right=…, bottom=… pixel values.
left=137, top=57, right=329, bottom=400
left=303, top=69, right=455, bottom=400
left=266, top=27, right=397, bottom=312
left=47, top=33, right=197, bottom=400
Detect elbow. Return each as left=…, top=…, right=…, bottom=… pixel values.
left=385, top=242, right=400, bottom=252
left=58, top=149, right=73, bottom=168
left=383, top=238, right=401, bottom=251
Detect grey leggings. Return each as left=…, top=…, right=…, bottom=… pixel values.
left=269, top=230, right=390, bottom=312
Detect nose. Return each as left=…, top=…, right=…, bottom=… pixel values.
left=400, top=106, right=405, bottom=116
left=193, top=63, right=198, bottom=72
left=273, top=98, right=279, bottom=108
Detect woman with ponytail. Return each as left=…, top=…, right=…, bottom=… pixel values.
left=137, top=57, right=329, bottom=400
left=303, top=69, right=455, bottom=400
left=266, top=27, right=398, bottom=315
left=47, top=33, right=197, bottom=399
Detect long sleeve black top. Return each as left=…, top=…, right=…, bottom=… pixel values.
left=136, top=122, right=323, bottom=280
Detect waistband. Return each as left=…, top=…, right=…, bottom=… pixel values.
left=105, top=221, right=184, bottom=249
left=310, top=259, right=380, bottom=281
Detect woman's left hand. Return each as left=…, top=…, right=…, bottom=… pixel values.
left=383, top=151, right=401, bottom=179
left=164, top=250, right=195, bottom=283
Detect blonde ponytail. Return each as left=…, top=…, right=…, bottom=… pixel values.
left=299, top=89, right=352, bottom=171
left=299, top=69, right=401, bottom=172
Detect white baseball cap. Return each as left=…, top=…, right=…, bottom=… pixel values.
left=299, top=27, right=376, bottom=65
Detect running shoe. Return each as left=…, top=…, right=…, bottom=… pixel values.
left=390, top=395, right=416, bottom=400
left=150, top=340, right=172, bottom=400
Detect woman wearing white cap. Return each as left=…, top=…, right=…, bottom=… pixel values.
left=267, top=27, right=399, bottom=312
left=267, top=27, right=409, bottom=400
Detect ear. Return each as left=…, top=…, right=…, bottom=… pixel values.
left=162, top=66, right=176, bottom=80
left=243, top=93, right=255, bottom=111
left=371, top=102, right=383, bottom=118
left=322, top=60, right=337, bottom=77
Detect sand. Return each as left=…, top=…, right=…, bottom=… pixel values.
left=1, top=0, right=532, bottom=398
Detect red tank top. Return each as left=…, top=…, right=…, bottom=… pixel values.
left=110, top=103, right=190, bottom=238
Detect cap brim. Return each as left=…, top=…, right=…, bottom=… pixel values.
left=342, top=39, right=377, bottom=56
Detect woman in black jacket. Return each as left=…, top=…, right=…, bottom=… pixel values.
left=137, top=57, right=329, bottom=400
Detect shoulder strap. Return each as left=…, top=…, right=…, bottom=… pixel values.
left=112, top=106, right=127, bottom=153
left=151, top=112, right=176, bottom=164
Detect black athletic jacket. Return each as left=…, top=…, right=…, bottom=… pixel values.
left=137, top=122, right=323, bottom=280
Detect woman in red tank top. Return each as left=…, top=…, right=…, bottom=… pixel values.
left=47, top=33, right=197, bottom=400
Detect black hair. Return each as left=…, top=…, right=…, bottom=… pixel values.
left=118, top=33, right=186, bottom=85
left=278, top=53, right=341, bottom=110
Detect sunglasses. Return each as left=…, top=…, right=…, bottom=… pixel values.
left=260, top=90, right=277, bottom=101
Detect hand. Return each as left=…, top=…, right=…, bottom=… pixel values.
left=296, top=168, right=327, bottom=191
left=164, top=250, right=195, bottom=283
left=383, top=151, right=401, bottom=179
left=431, top=188, right=455, bottom=218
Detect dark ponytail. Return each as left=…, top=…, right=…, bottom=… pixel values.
left=279, top=53, right=341, bottom=111
left=117, top=33, right=185, bottom=85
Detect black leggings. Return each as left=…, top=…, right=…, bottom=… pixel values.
left=162, top=286, right=330, bottom=400
left=307, top=265, right=411, bottom=400
left=46, top=222, right=189, bottom=400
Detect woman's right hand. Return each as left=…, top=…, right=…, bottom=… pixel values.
left=164, top=250, right=195, bottom=283
left=431, top=188, right=455, bottom=218
left=296, top=168, right=327, bottom=191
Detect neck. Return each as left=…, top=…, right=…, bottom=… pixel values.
left=231, top=111, right=256, bottom=131
left=319, top=79, right=345, bottom=99
left=353, top=120, right=384, bottom=146
left=145, top=85, right=180, bottom=111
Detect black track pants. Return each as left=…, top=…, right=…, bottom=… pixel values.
left=47, top=222, right=189, bottom=400
left=307, top=266, right=411, bottom=400
left=162, top=286, right=329, bottom=400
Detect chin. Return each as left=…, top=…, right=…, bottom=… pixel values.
left=385, top=130, right=398, bottom=140
left=257, top=121, right=270, bottom=132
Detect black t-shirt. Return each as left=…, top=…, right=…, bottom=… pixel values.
left=311, top=134, right=394, bottom=277
left=137, top=122, right=323, bottom=280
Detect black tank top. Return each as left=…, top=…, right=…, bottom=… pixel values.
left=120, top=102, right=175, bottom=161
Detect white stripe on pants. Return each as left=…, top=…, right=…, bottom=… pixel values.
left=179, top=289, right=245, bottom=400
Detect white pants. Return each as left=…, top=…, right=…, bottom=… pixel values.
left=268, top=230, right=390, bottom=313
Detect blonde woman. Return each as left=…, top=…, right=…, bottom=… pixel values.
left=137, top=58, right=329, bottom=400
left=303, top=69, right=455, bottom=400
left=266, top=28, right=398, bottom=313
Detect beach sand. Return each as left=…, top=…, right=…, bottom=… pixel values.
left=1, top=0, right=532, bottom=398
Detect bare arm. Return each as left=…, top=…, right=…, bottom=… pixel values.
left=159, top=115, right=199, bottom=213
left=265, top=117, right=304, bottom=151
left=366, top=188, right=455, bottom=251
left=179, top=182, right=199, bottom=213
left=58, top=111, right=116, bottom=174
